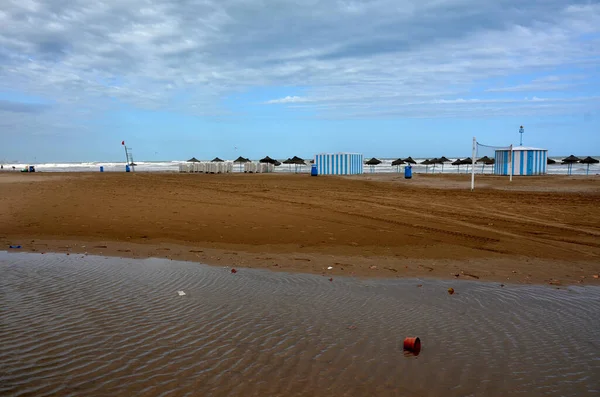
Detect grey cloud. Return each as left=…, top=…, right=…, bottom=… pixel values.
left=0, top=0, right=598, bottom=126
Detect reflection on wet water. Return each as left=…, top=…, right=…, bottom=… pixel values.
left=1, top=252, right=599, bottom=396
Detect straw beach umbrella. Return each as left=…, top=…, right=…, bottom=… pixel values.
left=547, top=158, right=556, bottom=165
left=365, top=157, right=381, bottom=173
left=211, top=157, right=224, bottom=162
left=403, top=157, right=417, bottom=164
left=391, top=158, right=405, bottom=173
left=420, top=159, right=432, bottom=174
left=580, top=156, right=599, bottom=175
left=187, top=157, right=200, bottom=162
left=476, top=156, right=494, bottom=173
left=460, top=157, right=472, bottom=173
left=562, top=155, right=581, bottom=175
left=452, top=158, right=463, bottom=173
left=292, top=156, right=306, bottom=173
left=438, top=156, right=451, bottom=173
left=233, top=156, right=249, bottom=172
left=283, top=158, right=295, bottom=172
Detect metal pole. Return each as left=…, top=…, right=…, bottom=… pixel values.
left=471, top=137, right=476, bottom=191
left=509, top=144, right=513, bottom=182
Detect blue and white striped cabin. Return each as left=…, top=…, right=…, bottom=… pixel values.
left=314, top=153, right=363, bottom=175
left=494, top=146, right=548, bottom=176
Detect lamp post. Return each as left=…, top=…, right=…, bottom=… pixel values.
left=519, top=126, right=524, bottom=146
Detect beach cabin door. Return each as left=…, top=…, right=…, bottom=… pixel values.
left=527, top=151, right=534, bottom=175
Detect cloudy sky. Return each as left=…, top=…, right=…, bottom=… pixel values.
left=1, top=0, right=599, bottom=162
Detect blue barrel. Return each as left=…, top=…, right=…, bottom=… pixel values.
left=100, top=166, right=104, bottom=172
left=29, top=165, right=35, bottom=172
left=125, top=164, right=131, bottom=172
left=404, top=165, right=412, bottom=179
left=311, top=164, right=318, bottom=176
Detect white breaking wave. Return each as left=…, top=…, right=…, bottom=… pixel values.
left=1, top=158, right=598, bottom=175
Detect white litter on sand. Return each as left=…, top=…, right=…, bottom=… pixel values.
left=177, top=290, right=186, bottom=296
left=327, top=266, right=333, bottom=270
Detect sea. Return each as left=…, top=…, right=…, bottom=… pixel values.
left=1, top=157, right=599, bottom=175
left=1, top=251, right=599, bottom=396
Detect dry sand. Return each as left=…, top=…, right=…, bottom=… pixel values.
left=1, top=172, right=599, bottom=285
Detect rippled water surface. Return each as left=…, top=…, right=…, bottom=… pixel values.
left=1, top=252, right=599, bottom=396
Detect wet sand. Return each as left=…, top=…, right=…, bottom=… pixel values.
left=1, top=172, right=599, bottom=285
left=1, top=252, right=599, bottom=396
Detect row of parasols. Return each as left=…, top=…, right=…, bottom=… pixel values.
left=557, top=155, right=599, bottom=175
left=187, top=156, right=310, bottom=171
left=366, top=156, right=492, bottom=173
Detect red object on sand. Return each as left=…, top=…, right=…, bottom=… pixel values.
left=231, top=268, right=237, bottom=273
left=403, top=337, right=421, bottom=353
left=329, top=278, right=333, bottom=282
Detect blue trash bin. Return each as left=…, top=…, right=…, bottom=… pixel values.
left=311, top=165, right=318, bottom=176
left=125, top=164, right=131, bottom=172
left=100, top=166, right=104, bottom=172
left=404, top=165, right=412, bottom=179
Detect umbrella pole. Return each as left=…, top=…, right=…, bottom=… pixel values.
left=587, top=164, right=590, bottom=176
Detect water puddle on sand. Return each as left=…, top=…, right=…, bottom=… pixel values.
left=1, top=252, right=599, bottom=396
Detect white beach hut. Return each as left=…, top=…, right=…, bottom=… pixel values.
left=494, top=146, right=548, bottom=176
left=314, top=153, right=363, bottom=175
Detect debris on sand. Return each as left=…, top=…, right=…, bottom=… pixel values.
left=231, top=268, right=237, bottom=274
left=593, top=275, right=599, bottom=279
left=177, top=290, right=186, bottom=296
left=369, top=265, right=377, bottom=270
left=448, top=288, right=455, bottom=295
left=327, top=266, right=333, bottom=270
left=329, top=278, right=333, bottom=282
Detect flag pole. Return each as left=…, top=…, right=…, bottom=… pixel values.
left=122, top=141, right=128, bottom=165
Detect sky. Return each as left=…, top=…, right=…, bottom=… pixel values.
left=1, top=0, right=599, bottom=162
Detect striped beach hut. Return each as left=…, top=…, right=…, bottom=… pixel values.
left=494, top=146, right=548, bottom=176
left=314, top=153, right=363, bottom=175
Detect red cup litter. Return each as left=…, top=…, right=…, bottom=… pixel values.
left=403, top=337, right=421, bottom=354
left=231, top=268, right=237, bottom=274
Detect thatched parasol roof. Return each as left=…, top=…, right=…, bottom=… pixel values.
left=391, top=158, right=405, bottom=166
left=187, top=157, right=200, bottom=162
left=580, top=156, right=599, bottom=164
left=420, top=159, right=432, bottom=165
left=547, top=158, right=556, bottom=165
left=282, top=158, right=295, bottom=164
left=211, top=157, right=224, bottom=162
left=476, top=156, right=494, bottom=164
left=439, top=156, right=451, bottom=162
left=562, top=155, right=581, bottom=163
left=402, top=157, right=417, bottom=164
left=233, top=156, right=250, bottom=163
left=259, top=156, right=278, bottom=164
left=451, top=158, right=462, bottom=166
left=365, top=157, right=382, bottom=165
left=460, top=157, right=473, bottom=165
left=291, top=156, right=306, bottom=165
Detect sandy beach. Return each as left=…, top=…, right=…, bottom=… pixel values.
left=1, top=172, right=599, bottom=285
